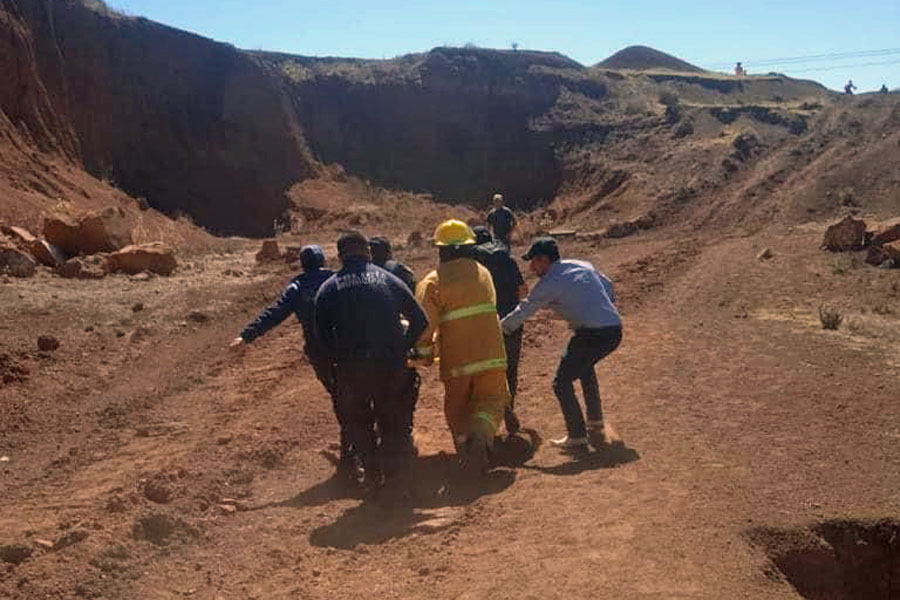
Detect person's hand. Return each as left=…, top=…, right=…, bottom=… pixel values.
left=229, top=336, right=245, bottom=350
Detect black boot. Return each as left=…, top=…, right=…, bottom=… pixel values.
left=504, top=405, right=521, bottom=436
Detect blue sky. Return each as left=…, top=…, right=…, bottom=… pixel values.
left=112, top=0, right=899, bottom=92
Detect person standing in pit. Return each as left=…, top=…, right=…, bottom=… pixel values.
left=487, top=193, right=516, bottom=247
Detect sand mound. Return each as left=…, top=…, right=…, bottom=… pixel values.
left=598, top=45, right=705, bottom=72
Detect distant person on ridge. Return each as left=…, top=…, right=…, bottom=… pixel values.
left=230, top=246, right=354, bottom=475
left=369, top=235, right=421, bottom=455
left=734, top=62, right=745, bottom=77
left=844, top=80, right=857, bottom=95
left=880, top=84, right=889, bottom=94
left=472, top=225, right=528, bottom=435
left=487, top=193, right=516, bottom=247
left=314, top=231, right=428, bottom=493
left=502, top=237, right=622, bottom=453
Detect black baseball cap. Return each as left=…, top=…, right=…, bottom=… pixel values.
left=471, top=225, right=492, bottom=245
left=522, top=237, right=559, bottom=261
left=369, top=236, right=392, bottom=252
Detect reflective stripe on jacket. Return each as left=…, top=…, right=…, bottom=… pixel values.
left=415, top=258, right=507, bottom=381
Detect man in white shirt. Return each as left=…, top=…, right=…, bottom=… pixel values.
left=502, top=237, right=623, bottom=452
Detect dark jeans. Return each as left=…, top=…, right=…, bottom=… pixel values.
left=504, top=328, right=523, bottom=401
left=503, top=327, right=523, bottom=432
left=552, top=326, right=622, bottom=439
left=334, top=361, right=407, bottom=480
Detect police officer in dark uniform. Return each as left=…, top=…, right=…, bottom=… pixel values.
left=231, top=246, right=356, bottom=473
left=369, top=236, right=421, bottom=456
left=314, top=232, right=428, bottom=491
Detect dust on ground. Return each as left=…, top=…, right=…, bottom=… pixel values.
left=2, top=222, right=898, bottom=599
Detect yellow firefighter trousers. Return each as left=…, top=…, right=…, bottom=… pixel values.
left=443, top=368, right=509, bottom=445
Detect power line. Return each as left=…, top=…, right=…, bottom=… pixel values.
left=785, top=58, right=900, bottom=73
left=704, top=47, right=900, bottom=69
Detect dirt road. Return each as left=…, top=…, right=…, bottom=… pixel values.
left=2, top=226, right=898, bottom=599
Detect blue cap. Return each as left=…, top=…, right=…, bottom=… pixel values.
left=300, top=245, right=325, bottom=271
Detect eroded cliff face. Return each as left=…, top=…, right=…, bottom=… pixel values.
left=6, top=0, right=317, bottom=235
left=265, top=48, right=608, bottom=209
left=7, top=0, right=603, bottom=231
left=3, top=0, right=848, bottom=238
left=0, top=0, right=77, bottom=157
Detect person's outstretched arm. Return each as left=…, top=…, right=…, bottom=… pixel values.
left=501, top=278, right=555, bottom=334
left=231, top=281, right=300, bottom=348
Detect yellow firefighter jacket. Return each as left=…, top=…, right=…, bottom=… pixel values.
left=415, top=258, right=507, bottom=381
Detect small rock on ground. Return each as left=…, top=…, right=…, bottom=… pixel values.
left=0, top=544, right=33, bottom=565
left=37, top=335, right=60, bottom=351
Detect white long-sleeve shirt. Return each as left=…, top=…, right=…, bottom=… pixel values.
left=501, top=259, right=621, bottom=333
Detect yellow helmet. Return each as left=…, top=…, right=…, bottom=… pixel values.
left=433, top=219, right=476, bottom=246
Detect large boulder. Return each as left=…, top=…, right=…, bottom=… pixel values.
left=43, top=207, right=133, bottom=257
left=43, top=215, right=81, bottom=257
left=0, top=225, right=38, bottom=246
left=1, top=225, right=66, bottom=267
left=866, top=240, right=900, bottom=267
left=0, top=245, right=37, bottom=277
left=872, top=224, right=900, bottom=247
left=882, top=241, right=900, bottom=266
left=283, top=245, right=303, bottom=265
left=107, top=243, right=177, bottom=276
left=77, top=207, right=133, bottom=254
left=255, top=239, right=282, bottom=263
left=823, top=216, right=867, bottom=251
left=28, top=240, right=66, bottom=267
left=56, top=255, right=109, bottom=279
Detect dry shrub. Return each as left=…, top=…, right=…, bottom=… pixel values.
left=658, top=89, right=679, bottom=107
left=624, top=100, right=649, bottom=115
left=819, top=304, right=843, bottom=330
left=872, top=302, right=894, bottom=316
left=831, top=254, right=861, bottom=275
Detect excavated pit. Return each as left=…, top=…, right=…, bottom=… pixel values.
left=749, top=519, right=900, bottom=599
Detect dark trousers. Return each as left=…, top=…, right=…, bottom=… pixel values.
left=503, top=328, right=523, bottom=432
left=552, top=326, right=622, bottom=439
left=308, top=354, right=348, bottom=457
left=400, top=368, right=421, bottom=451
left=334, top=361, right=407, bottom=480
left=504, top=327, right=523, bottom=401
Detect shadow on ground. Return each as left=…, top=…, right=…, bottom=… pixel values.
left=244, top=432, right=544, bottom=548
left=522, top=442, right=640, bottom=476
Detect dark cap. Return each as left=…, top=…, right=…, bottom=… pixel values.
left=522, top=236, right=559, bottom=261
left=472, top=225, right=492, bottom=245
left=368, top=236, right=392, bottom=265
left=337, top=231, right=370, bottom=259
left=299, top=245, right=325, bottom=271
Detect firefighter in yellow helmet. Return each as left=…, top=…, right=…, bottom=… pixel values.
left=413, top=220, right=511, bottom=474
